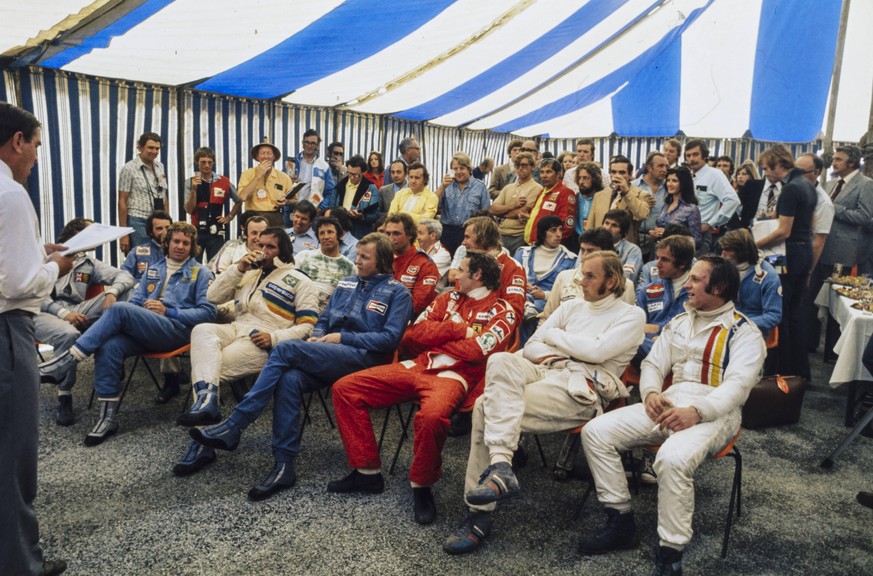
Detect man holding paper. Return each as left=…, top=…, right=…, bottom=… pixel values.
left=754, top=144, right=816, bottom=379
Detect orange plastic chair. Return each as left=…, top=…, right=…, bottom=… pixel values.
left=89, top=344, right=191, bottom=409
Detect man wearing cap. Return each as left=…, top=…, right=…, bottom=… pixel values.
left=239, top=139, right=293, bottom=228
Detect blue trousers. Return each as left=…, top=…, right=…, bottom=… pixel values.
left=228, top=340, right=386, bottom=462
left=128, top=216, right=150, bottom=250
left=75, top=302, right=189, bottom=398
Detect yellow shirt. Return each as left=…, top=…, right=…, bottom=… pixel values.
left=388, top=187, right=439, bottom=223
left=342, top=179, right=358, bottom=210
left=238, top=166, right=293, bottom=212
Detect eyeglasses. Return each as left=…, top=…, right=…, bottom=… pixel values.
left=303, top=140, right=318, bottom=146
left=331, top=151, right=345, bottom=157
left=515, top=162, right=532, bottom=168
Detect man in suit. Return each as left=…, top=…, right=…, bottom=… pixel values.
left=488, top=139, right=522, bottom=199
left=586, top=155, right=651, bottom=247
left=807, top=145, right=873, bottom=350
left=379, top=160, right=407, bottom=216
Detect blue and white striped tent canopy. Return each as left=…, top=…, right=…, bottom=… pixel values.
left=2, top=0, right=870, bottom=142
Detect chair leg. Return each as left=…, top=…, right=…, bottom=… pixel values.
left=316, top=387, right=335, bottom=429
left=377, top=406, right=392, bottom=451
left=533, top=434, right=548, bottom=468
left=141, top=357, right=162, bottom=393
left=389, top=403, right=417, bottom=475
left=573, top=483, right=593, bottom=522
left=721, top=447, right=742, bottom=559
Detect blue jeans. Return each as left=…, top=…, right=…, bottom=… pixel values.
left=74, top=303, right=189, bottom=398
left=128, top=216, right=150, bottom=249
left=229, top=340, right=384, bottom=462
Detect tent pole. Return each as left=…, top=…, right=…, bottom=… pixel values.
left=821, top=0, right=851, bottom=185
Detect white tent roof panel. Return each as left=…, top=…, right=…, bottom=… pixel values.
left=0, top=0, right=868, bottom=142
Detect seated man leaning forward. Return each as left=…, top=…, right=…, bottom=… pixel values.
left=36, top=217, right=134, bottom=426
left=40, top=222, right=216, bottom=446
left=329, top=251, right=518, bottom=525
left=175, top=227, right=319, bottom=428
left=444, top=251, right=645, bottom=555
left=180, top=233, right=412, bottom=501
left=579, top=256, right=765, bottom=576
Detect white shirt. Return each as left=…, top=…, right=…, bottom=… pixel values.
left=813, top=183, right=835, bottom=235
left=0, top=159, right=59, bottom=314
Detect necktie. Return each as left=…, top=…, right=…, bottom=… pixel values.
left=766, top=184, right=777, bottom=213
left=830, top=178, right=845, bottom=201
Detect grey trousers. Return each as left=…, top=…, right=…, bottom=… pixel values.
left=0, top=312, right=44, bottom=575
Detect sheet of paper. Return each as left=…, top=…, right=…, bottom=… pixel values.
left=60, top=223, right=134, bottom=255
left=751, top=219, right=784, bottom=258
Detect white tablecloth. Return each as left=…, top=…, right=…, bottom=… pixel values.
left=815, top=284, right=873, bottom=386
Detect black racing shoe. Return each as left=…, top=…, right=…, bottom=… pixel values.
left=38, top=559, right=68, bottom=576
left=172, top=440, right=216, bottom=477
left=154, top=373, right=180, bottom=404
left=579, top=508, right=640, bottom=555
left=56, top=395, right=75, bottom=427
left=248, top=460, right=297, bottom=501
left=651, top=546, right=683, bottom=576
left=413, top=486, right=436, bottom=525
left=465, top=462, right=521, bottom=505
left=189, top=419, right=243, bottom=451
left=447, top=411, right=473, bottom=437
left=443, top=511, right=492, bottom=555
left=327, top=470, right=384, bottom=494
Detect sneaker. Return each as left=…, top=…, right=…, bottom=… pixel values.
left=172, top=440, right=216, bottom=477
left=38, top=559, right=68, bottom=576
left=579, top=508, right=640, bottom=555
left=640, top=451, right=658, bottom=485
left=443, top=511, right=492, bottom=555
left=155, top=373, right=180, bottom=404
left=248, top=460, right=297, bottom=501
left=413, top=486, right=436, bottom=525
left=651, top=545, right=683, bottom=576
left=39, top=351, right=77, bottom=384
left=83, top=400, right=119, bottom=447
left=55, top=395, right=74, bottom=427
left=465, top=462, right=521, bottom=505
left=177, top=382, right=221, bottom=427
left=327, top=470, right=384, bottom=494
left=189, top=419, right=242, bottom=451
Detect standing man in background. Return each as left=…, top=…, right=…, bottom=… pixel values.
left=118, top=131, right=168, bottom=255
left=0, top=102, right=72, bottom=576
left=239, top=139, right=293, bottom=228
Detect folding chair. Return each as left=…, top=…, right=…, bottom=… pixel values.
left=88, top=344, right=191, bottom=409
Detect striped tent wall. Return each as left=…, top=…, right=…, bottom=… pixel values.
left=334, top=110, right=382, bottom=166
left=5, top=66, right=840, bottom=268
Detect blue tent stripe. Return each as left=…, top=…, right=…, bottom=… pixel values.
left=491, top=1, right=710, bottom=134
left=749, top=0, right=841, bottom=142
left=396, top=0, right=633, bottom=122
left=196, top=0, right=454, bottom=99
left=67, top=76, right=84, bottom=218
left=41, top=0, right=175, bottom=69
left=611, top=32, right=681, bottom=137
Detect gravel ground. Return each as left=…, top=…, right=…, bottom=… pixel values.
left=33, top=349, right=873, bottom=576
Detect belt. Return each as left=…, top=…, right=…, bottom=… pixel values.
left=0, top=309, right=35, bottom=318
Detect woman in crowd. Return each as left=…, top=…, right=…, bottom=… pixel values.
left=734, top=160, right=759, bottom=190
left=650, top=166, right=702, bottom=248
left=558, top=151, right=576, bottom=174
left=363, top=151, right=385, bottom=189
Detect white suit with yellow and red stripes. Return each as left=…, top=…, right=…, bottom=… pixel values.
left=189, top=260, right=319, bottom=388
left=582, top=301, right=765, bottom=549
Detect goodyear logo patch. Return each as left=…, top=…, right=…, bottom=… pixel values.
left=401, top=274, right=416, bottom=284
left=338, top=280, right=358, bottom=290
left=506, top=286, right=524, bottom=296
left=366, top=300, right=388, bottom=315
left=135, top=246, right=151, bottom=256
